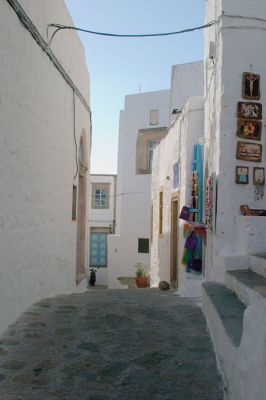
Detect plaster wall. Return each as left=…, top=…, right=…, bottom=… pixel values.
left=0, top=0, right=91, bottom=336
left=150, top=97, right=204, bottom=296
left=169, top=61, right=204, bottom=124
left=19, top=0, right=90, bottom=103
left=108, top=90, right=170, bottom=289
left=204, top=0, right=266, bottom=282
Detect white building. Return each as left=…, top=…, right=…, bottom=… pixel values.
left=0, top=0, right=91, bottom=336
left=88, top=174, right=117, bottom=286
left=108, top=90, right=171, bottom=288
left=201, top=1, right=266, bottom=398
left=150, top=96, right=204, bottom=296
left=108, top=62, right=204, bottom=290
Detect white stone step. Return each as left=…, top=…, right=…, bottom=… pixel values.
left=225, top=269, right=266, bottom=306
left=250, top=253, right=266, bottom=278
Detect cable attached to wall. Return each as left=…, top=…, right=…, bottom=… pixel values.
left=47, top=21, right=216, bottom=46
left=73, top=90, right=79, bottom=180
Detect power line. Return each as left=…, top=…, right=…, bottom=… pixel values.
left=48, top=21, right=216, bottom=46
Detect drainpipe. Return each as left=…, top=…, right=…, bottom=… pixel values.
left=113, top=175, right=117, bottom=234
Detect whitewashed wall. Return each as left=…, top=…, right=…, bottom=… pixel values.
left=169, top=61, right=204, bottom=124
left=203, top=1, right=266, bottom=399
left=204, top=0, right=266, bottom=282
left=108, top=90, right=170, bottom=289
left=150, top=97, right=204, bottom=296
left=0, top=0, right=91, bottom=336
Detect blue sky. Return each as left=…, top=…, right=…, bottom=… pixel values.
left=64, top=0, right=204, bottom=174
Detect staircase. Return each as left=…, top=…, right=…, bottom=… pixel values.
left=202, top=254, right=266, bottom=400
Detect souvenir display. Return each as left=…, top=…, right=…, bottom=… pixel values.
left=237, top=102, right=262, bottom=120
left=189, top=171, right=199, bottom=222
left=253, top=167, right=265, bottom=200
left=236, top=141, right=262, bottom=162
left=237, top=119, right=261, bottom=140
left=205, top=175, right=214, bottom=231
left=242, top=72, right=260, bottom=100
left=253, top=167, right=265, bottom=185
left=240, top=205, right=266, bottom=216
left=235, top=166, right=249, bottom=184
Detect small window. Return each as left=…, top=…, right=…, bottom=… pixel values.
left=150, top=110, right=159, bottom=125
left=72, top=185, right=77, bottom=220
left=93, top=188, right=106, bottom=208
left=147, top=139, right=158, bottom=172
left=91, top=183, right=110, bottom=209
left=159, top=190, right=163, bottom=236
left=138, top=238, right=149, bottom=253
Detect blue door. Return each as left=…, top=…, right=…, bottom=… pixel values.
left=90, top=233, right=107, bottom=267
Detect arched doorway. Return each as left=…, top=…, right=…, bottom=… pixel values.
left=76, top=132, right=88, bottom=285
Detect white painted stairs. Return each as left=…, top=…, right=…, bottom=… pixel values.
left=202, top=254, right=266, bottom=400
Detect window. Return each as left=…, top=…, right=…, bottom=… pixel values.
left=150, top=110, right=159, bottom=125
left=91, top=183, right=110, bottom=209
left=147, top=139, right=158, bottom=172
left=159, top=190, right=163, bottom=236
left=94, top=188, right=106, bottom=207
left=136, top=128, right=168, bottom=174
left=72, top=185, right=77, bottom=220
left=138, top=238, right=149, bottom=253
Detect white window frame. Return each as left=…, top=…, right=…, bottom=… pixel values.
left=94, top=188, right=106, bottom=208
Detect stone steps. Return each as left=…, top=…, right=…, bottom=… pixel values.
left=225, top=269, right=266, bottom=306
left=202, top=254, right=266, bottom=399
left=202, top=282, right=246, bottom=347
left=250, top=253, right=266, bottom=278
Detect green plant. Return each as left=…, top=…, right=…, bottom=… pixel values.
left=135, top=263, right=149, bottom=278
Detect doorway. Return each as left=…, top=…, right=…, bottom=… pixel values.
left=90, top=232, right=108, bottom=268
left=170, top=194, right=179, bottom=289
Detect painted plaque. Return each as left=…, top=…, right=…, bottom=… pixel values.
left=236, top=141, right=262, bottom=162
left=237, top=119, right=261, bottom=140
left=253, top=167, right=265, bottom=185
left=235, top=166, right=249, bottom=184
left=242, top=72, right=260, bottom=100
left=237, top=102, right=262, bottom=120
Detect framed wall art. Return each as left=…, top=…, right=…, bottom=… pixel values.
left=237, top=119, right=261, bottom=140
left=235, top=166, right=249, bottom=184
left=236, top=141, right=262, bottom=162
left=242, top=72, right=260, bottom=100
left=237, top=102, right=262, bottom=120
left=253, top=167, right=265, bottom=185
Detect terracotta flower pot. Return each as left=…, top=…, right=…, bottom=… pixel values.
left=135, top=276, right=149, bottom=288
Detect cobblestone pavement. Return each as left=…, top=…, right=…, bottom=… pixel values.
left=0, top=289, right=225, bottom=400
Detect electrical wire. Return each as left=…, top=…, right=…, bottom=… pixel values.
left=48, top=21, right=216, bottom=45
left=88, top=192, right=145, bottom=198
left=72, top=90, right=79, bottom=180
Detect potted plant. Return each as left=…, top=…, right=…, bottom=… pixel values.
left=135, top=263, right=149, bottom=288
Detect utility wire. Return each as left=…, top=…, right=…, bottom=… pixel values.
left=48, top=21, right=216, bottom=45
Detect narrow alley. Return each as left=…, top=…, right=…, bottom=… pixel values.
left=0, top=290, right=224, bottom=400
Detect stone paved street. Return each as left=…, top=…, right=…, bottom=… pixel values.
left=0, top=289, right=224, bottom=400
